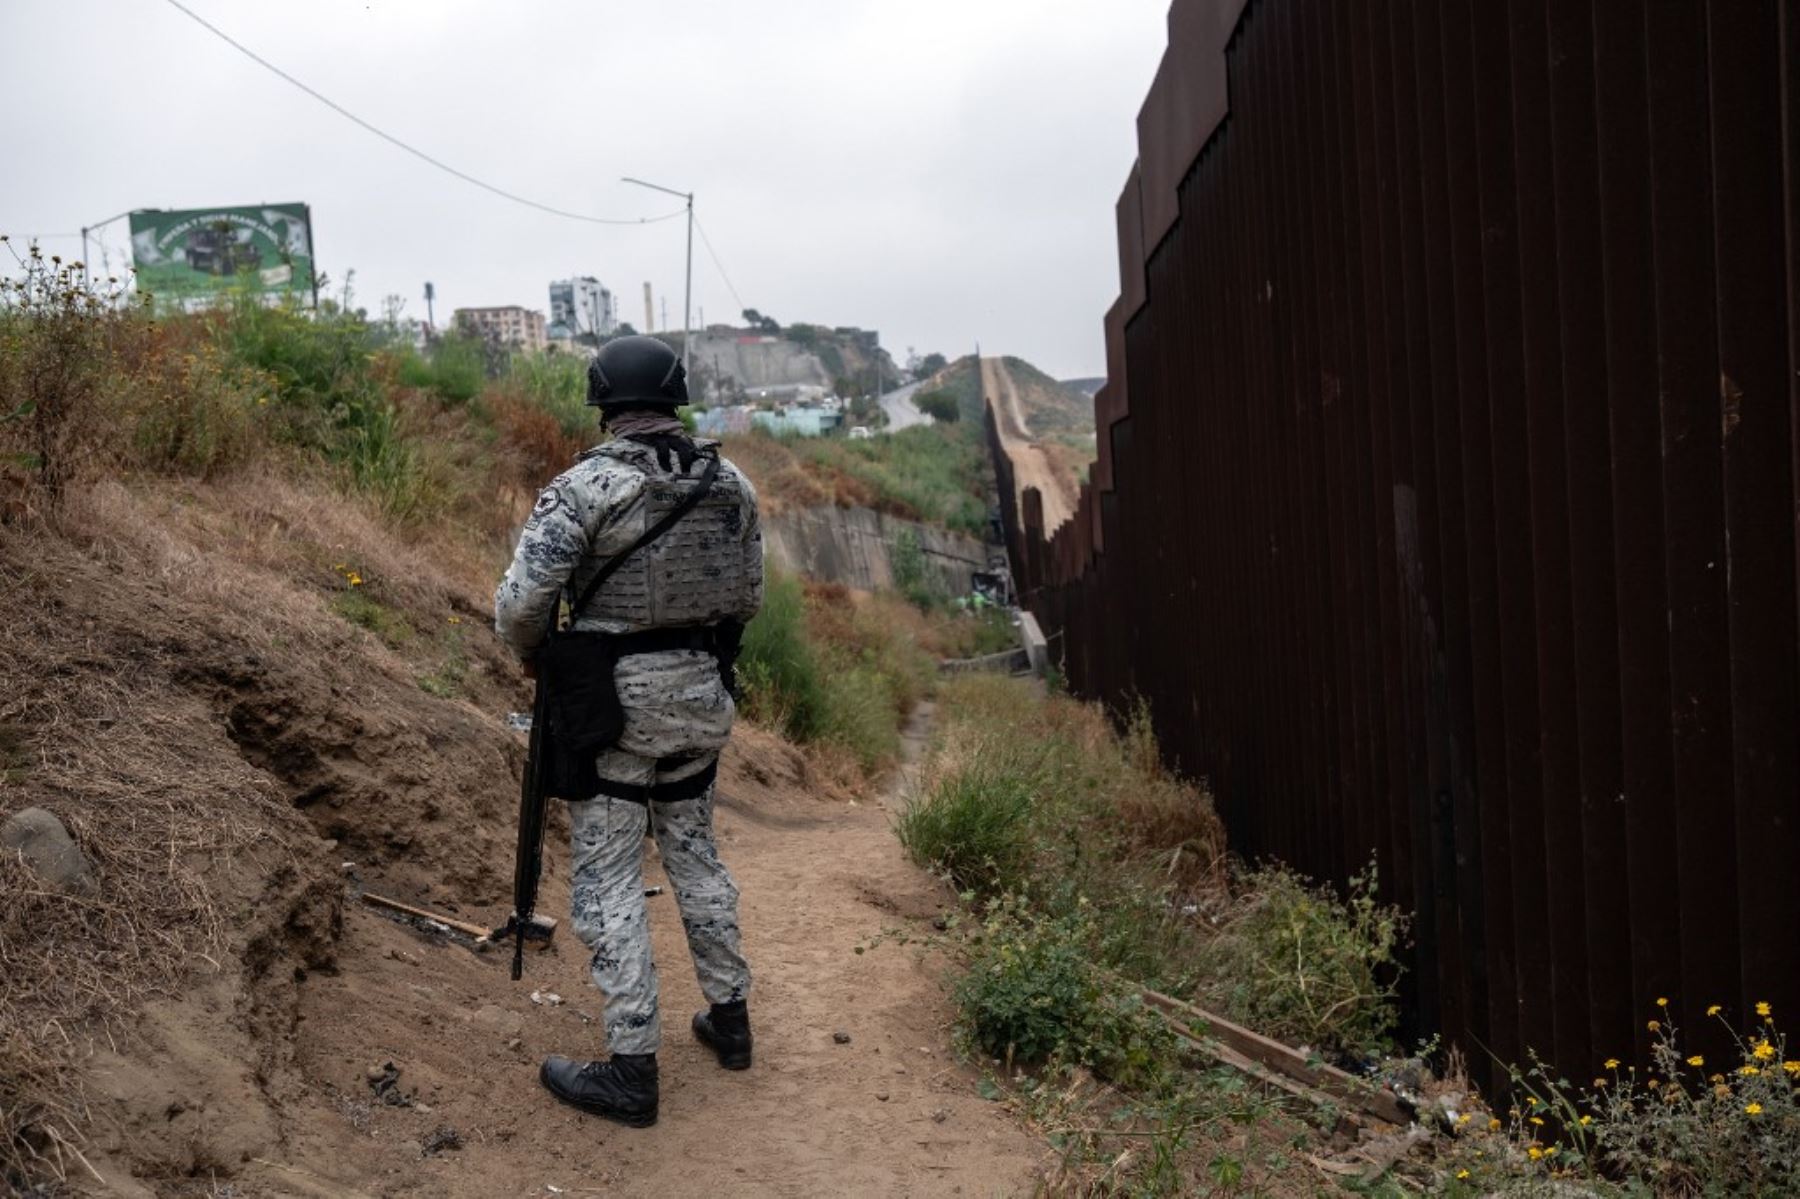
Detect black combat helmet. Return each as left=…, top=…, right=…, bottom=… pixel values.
left=587, top=335, right=688, bottom=410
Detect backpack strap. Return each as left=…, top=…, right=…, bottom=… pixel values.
left=567, top=448, right=721, bottom=623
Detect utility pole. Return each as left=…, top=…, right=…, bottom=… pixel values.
left=424, top=281, right=436, bottom=337
left=644, top=282, right=654, bottom=333
left=621, top=177, right=694, bottom=385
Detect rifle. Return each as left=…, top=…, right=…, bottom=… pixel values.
left=495, top=660, right=555, bottom=980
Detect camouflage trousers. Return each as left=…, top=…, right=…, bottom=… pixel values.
left=565, top=650, right=750, bottom=1057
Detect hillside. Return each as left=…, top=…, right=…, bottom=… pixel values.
left=685, top=322, right=898, bottom=406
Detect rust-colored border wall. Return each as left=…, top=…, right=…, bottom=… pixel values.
left=998, top=0, right=1800, bottom=1087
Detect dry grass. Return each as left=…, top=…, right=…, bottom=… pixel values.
left=0, top=546, right=303, bottom=1188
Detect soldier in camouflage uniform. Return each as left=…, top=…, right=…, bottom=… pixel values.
left=494, top=335, right=761, bottom=1128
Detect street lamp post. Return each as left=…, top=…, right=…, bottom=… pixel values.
left=621, top=177, right=694, bottom=390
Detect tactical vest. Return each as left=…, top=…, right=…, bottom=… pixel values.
left=578, top=448, right=751, bottom=632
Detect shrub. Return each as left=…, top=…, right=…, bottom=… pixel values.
left=397, top=334, right=487, bottom=404
left=508, top=350, right=589, bottom=434
left=737, top=569, right=825, bottom=741
left=0, top=245, right=123, bottom=508
left=915, top=389, right=960, bottom=423
left=955, top=896, right=1175, bottom=1089
left=896, top=741, right=1036, bottom=895
left=1192, top=861, right=1404, bottom=1060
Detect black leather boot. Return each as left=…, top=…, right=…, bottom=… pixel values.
left=539, top=1053, right=659, bottom=1126
left=692, top=1000, right=752, bottom=1069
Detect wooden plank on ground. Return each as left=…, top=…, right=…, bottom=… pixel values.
left=1139, top=986, right=1411, bottom=1126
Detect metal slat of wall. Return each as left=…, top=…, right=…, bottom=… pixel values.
left=1252, top=5, right=1310, bottom=873
left=1313, top=0, right=1358, bottom=887
left=1364, top=0, right=1416, bottom=960
left=1545, top=0, right=1635, bottom=1070
left=1442, top=0, right=1525, bottom=1075
left=1408, top=0, right=1492, bottom=1077
left=1504, top=0, right=1593, bottom=1076
left=1471, top=0, right=1557, bottom=1070
left=1643, top=0, right=1739, bottom=1055
left=1592, top=0, right=1684, bottom=1065
left=1338, top=0, right=1383, bottom=897
left=1361, top=0, right=1425, bottom=1038
left=1709, top=0, right=1800, bottom=1028
left=1272, top=0, right=1334, bottom=883
left=1384, top=0, right=1456, bottom=1051
left=1246, top=11, right=1301, bottom=867
left=1229, top=19, right=1274, bottom=861
left=1351, top=0, right=1414, bottom=943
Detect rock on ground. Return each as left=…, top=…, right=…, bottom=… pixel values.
left=1, top=805, right=96, bottom=894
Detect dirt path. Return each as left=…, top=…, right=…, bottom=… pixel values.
left=980, top=357, right=1078, bottom=533
left=235, top=717, right=1044, bottom=1197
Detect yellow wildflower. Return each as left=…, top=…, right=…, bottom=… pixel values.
left=1741, top=1065, right=1762, bottom=1076
left=1546, top=1146, right=1559, bottom=1156
left=1656, top=997, right=1669, bottom=1007
left=1783, top=1061, right=1800, bottom=1076
left=1756, top=1001, right=1772, bottom=1018
left=1648, top=1078, right=1660, bottom=1089
left=1594, top=1077, right=1608, bottom=1087
left=1527, top=1147, right=1544, bottom=1161
left=1456, top=1113, right=1471, bottom=1126
left=1746, top=1102, right=1764, bottom=1116
left=1456, top=1170, right=1470, bottom=1180
left=1687, top=1055, right=1705, bottom=1067
left=1753, top=1041, right=1775, bottom=1060
left=1488, top=1118, right=1501, bottom=1131
left=1604, top=1056, right=1621, bottom=1069
left=1578, top=1115, right=1593, bottom=1126
left=1648, top=1019, right=1661, bottom=1032
left=1707, top=1004, right=1722, bottom=1017
left=1529, top=1116, right=1545, bottom=1126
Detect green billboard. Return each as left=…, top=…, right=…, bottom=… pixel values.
left=128, top=204, right=316, bottom=307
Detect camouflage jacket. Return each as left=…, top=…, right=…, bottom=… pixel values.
left=493, top=436, right=763, bottom=661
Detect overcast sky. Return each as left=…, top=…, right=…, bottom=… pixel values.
left=4, top=0, right=1173, bottom=380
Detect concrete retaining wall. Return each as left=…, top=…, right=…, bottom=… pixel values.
left=762, top=505, right=985, bottom=597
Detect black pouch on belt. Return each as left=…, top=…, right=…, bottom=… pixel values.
left=537, top=631, right=622, bottom=800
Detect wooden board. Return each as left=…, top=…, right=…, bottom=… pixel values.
left=1139, top=986, right=1411, bottom=1126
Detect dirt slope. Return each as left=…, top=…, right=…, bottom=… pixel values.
left=0, top=478, right=1044, bottom=1197
left=981, top=357, right=1080, bottom=534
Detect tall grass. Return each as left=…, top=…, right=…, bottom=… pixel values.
left=736, top=570, right=937, bottom=776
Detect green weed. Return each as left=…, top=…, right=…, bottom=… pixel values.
left=418, top=627, right=469, bottom=698
left=896, top=752, right=1036, bottom=895
left=1193, top=861, right=1405, bottom=1060
left=737, top=570, right=826, bottom=742
left=329, top=589, right=413, bottom=648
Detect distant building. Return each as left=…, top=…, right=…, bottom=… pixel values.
left=453, top=305, right=547, bottom=352
left=549, top=276, right=616, bottom=342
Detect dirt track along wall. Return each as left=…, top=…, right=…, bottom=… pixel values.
left=998, top=0, right=1800, bottom=1089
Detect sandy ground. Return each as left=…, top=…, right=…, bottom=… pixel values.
left=213, top=709, right=1045, bottom=1198
left=980, top=358, right=1079, bottom=534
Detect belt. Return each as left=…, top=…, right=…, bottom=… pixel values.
left=610, top=625, right=721, bottom=657
left=594, top=757, right=720, bottom=805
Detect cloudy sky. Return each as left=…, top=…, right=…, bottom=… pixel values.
left=5, top=0, right=1173, bottom=379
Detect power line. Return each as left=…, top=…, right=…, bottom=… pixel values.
left=156, top=0, right=686, bottom=228
left=693, top=214, right=746, bottom=315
